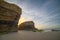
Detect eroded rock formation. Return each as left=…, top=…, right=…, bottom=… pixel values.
left=18, top=21, right=36, bottom=30
left=0, top=0, right=22, bottom=33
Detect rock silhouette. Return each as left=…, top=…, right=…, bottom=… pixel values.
left=0, top=0, right=22, bottom=33
left=18, top=21, right=36, bottom=30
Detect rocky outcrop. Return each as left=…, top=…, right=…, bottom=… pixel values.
left=0, top=0, right=22, bottom=33
left=18, top=21, right=36, bottom=30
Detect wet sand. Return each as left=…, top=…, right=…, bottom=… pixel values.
left=0, top=31, right=60, bottom=40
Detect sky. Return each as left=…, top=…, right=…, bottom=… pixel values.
left=5, top=0, right=60, bottom=29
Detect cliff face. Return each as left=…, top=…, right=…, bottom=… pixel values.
left=0, top=0, right=22, bottom=33
left=18, top=21, right=36, bottom=30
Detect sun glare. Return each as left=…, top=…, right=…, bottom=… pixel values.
left=18, top=17, right=26, bottom=26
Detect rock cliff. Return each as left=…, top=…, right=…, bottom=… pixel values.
left=18, top=21, right=36, bottom=30
left=0, top=0, right=22, bottom=33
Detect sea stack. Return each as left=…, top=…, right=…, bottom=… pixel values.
left=0, top=0, right=22, bottom=33
left=18, top=21, right=36, bottom=30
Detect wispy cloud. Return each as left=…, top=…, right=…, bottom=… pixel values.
left=5, top=0, right=60, bottom=29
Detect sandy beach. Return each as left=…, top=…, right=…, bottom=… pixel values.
left=0, top=31, right=60, bottom=40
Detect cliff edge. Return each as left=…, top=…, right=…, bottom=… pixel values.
left=0, top=0, right=22, bottom=33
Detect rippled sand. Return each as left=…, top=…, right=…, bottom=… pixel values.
left=0, top=31, right=60, bottom=40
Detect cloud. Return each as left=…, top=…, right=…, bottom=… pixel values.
left=5, top=0, right=60, bottom=29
